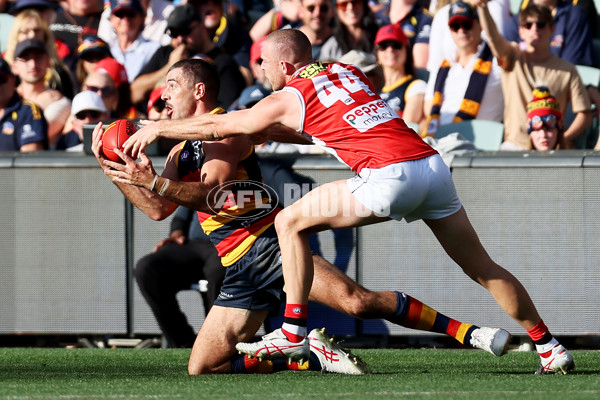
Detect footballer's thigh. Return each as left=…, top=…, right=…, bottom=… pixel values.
left=188, top=305, right=268, bottom=375
left=277, top=179, right=387, bottom=234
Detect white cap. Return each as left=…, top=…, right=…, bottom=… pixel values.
left=71, top=90, right=107, bottom=116
left=339, top=50, right=379, bottom=74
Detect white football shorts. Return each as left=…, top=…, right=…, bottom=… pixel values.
left=346, top=154, right=462, bottom=222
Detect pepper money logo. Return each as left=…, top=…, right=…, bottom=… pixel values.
left=207, top=180, right=279, bottom=220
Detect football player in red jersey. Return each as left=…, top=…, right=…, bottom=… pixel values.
left=123, top=30, right=574, bottom=375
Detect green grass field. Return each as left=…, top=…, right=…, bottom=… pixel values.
left=1, top=348, right=598, bottom=400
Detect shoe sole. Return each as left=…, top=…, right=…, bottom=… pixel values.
left=491, top=329, right=512, bottom=356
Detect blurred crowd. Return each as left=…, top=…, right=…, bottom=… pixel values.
left=1, top=0, right=599, bottom=153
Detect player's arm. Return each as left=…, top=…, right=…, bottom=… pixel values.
left=143, top=136, right=248, bottom=213
left=91, top=122, right=180, bottom=220
left=123, top=91, right=302, bottom=157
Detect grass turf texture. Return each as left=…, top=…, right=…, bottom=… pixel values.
left=1, top=348, right=598, bottom=400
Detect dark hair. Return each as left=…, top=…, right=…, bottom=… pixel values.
left=169, top=58, right=220, bottom=105
left=519, top=4, right=554, bottom=27
left=332, top=0, right=378, bottom=55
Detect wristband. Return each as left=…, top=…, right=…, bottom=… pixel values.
left=150, top=175, right=159, bottom=192
left=158, top=178, right=170, bottom=196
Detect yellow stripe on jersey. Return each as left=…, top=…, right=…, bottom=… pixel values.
left=221, top=223, right=273, bottom=266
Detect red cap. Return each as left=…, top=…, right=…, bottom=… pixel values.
left=94, top=57, right=128, bottom=88
left=147, top=86, right=166, bottom=114
left=374, top=24, right=409, bottom=46
left=250, top=36, right=267, bottom=64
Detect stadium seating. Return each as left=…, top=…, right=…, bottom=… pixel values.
left=434, top=120, right=505, bottom=151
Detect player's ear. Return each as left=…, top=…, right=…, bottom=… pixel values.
left=282, top=61, right=295, bottom=75
left=194, top=82, right=205, bottom=100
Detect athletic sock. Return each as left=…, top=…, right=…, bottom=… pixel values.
left=230, top=353, right=319, bottom=374
left=385, top=291, right=478, bottom=345
left=527, top=320, right=558, bottom=355
left=281, top=303, right=308, bottom=342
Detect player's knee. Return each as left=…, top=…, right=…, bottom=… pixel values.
left=274, top=210, right=296, bottom=235
left=188, top=360, right=226, bottom=375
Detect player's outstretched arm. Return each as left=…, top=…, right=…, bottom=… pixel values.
left=91, top=122, right=179, bottom=220
left=123, top=91, right=302, bottom=158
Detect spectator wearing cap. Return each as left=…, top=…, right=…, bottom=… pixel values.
left=340, top=49, right=383, bottom=92
left=427, top=0, right=512, bottom=73
left=98, top=0, right=174, bottom=48
left=197, top=0, right=254, bottom=86
left=0, top=56, right=48, bottom=152
left=297, top=0, right=334, bottom=60
left=91, top=57, right=139, bottom=119
left=423, top=1, right=503, bottom=138
left=75, top=35, right=111, bottom=88
left=526, top=86, right=564, bottom=151
left=108, top=0, right=161, bottom=84
left=373, top=24, right=425, bottom=126
left=4, top=8, right=75, bottom=98
left=504, top=0, right=593, bottom=67
left=11, top=38, right=72, bottom=147
left=373, top=0, right=433, bottom=69
left=56, top=90, right=108, bottom=151
left=49, top=0, right=103, bottom=71
left=131, top=3, right=245, bottom=110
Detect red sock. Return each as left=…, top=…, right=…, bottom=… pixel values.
left=527, top=320, right=550, bottom=343
left=281, top=304, right=308, bottom=342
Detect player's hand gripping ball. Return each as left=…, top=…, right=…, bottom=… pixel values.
left=101, top=119, right=138, bottom=162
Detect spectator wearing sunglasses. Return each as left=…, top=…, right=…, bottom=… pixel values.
left=0, top=56, right=48, bottom=152
left=297, top=0, right=335, bottom=60
left=82, top=71, right=119, bottom=118
left=56, top=90, right=108, bottom=151
left=320, top=0, right=379, bottom=62
left=504, top=0, right=593, bottom=67
left=526, top=86, right=563, bottom=150
left=427, top=0, right=512, bottom=73
left=423, top=1, right=503, bottom=137
left=373, top=0, right=433, bottom=69
left=375, top=24, right=425, bottom=127
left=131, top=4, right=245, bottom=110
left=107, top=0, right=161, bottom=84
left=94, top=57, right=140, bottom=119
left=475, top=1, right=592, bottom=150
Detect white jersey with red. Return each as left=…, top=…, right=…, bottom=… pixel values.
left=281, top=61, right=438, bottom=174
